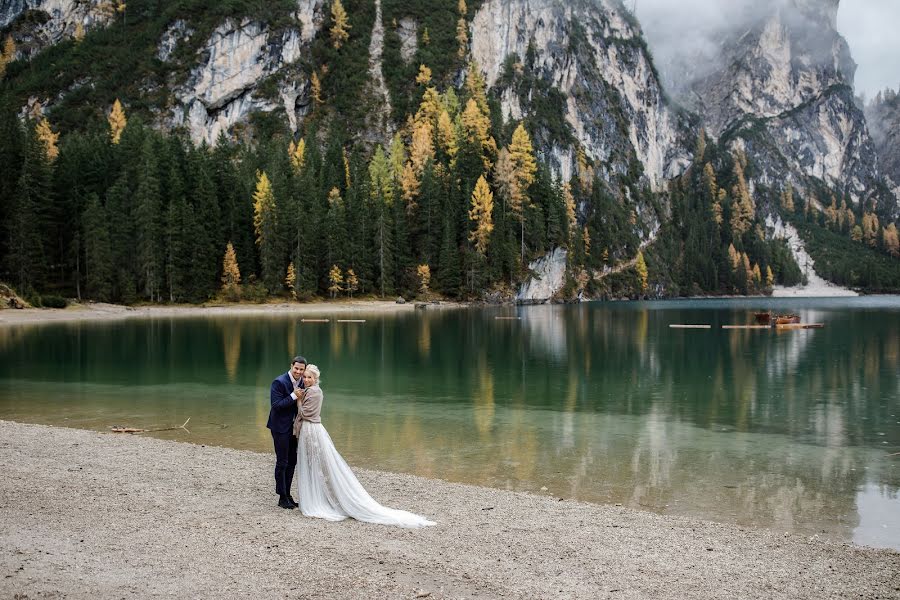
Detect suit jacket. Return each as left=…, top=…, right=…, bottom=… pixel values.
left=266, top=372, right=302, bottom=434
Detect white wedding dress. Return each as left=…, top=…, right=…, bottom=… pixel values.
left=296, top=385, right=435, bottom=528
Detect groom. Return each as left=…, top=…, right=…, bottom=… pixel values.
left=267, top=356, right=306, bottom=509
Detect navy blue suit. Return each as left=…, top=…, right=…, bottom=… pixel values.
left=266, top=372, right=302, bottom=498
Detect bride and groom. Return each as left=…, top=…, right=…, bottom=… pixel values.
left=266, top=356, right=435, bottom=528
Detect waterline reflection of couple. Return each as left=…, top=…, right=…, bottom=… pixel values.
left=266, top=356, right=435, bottom=528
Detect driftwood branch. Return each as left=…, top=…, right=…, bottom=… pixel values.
left=110, top=418, right=191, bottom=434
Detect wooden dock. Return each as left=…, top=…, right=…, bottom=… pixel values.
left=722, top=325, right=770, bottom=330
left=775, top=323, right=824, bottom=330
left=494, top=316, right=521, bottom=320
left=669, top=324, right=711, bottom=329
left=336, top=319, right=366, bottom=323
left=300, top=318, right=329, bottom=323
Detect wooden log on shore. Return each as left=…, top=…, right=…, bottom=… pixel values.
left=722, top=325, right=770, bottom=329
left=336, top=319, right=366, bottom=323
left=775, top=323, right=824, bottom=330
left=300, top=318, right=330, bottom=323
left=495, top=316, right=521, bottom=320
left=669, top=324, right=711, bottom=329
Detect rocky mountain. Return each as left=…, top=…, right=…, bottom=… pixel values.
left=643, top=0, right=897, bottom=216
left=471, top=0, right=692, bottom=190
left=865, top=88, right=900, bottom=200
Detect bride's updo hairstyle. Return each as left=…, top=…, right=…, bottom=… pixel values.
left=305, top=364, right=321, bottom=385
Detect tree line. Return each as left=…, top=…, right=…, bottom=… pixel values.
left=4, top=59, right=898, bottom=305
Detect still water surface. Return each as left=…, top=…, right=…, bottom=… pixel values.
left=1, top=297, right=898, bottom=549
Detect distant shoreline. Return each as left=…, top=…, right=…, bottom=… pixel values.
left=1, top=420, right=897, bottom=599
left=0, top=298, right=467, bottom=326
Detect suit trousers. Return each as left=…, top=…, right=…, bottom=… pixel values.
left=271, top=430, right=298, bottom=497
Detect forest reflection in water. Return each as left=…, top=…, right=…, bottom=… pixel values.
left=0, top=297, right=897, bottom=548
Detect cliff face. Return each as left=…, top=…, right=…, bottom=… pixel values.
left=654, top=0, right=894, bottom=211
left=865, top=90, right=900, bottom=201
left=470, top=0, right=692, bottom=191
left=1, top=0, right=113, bottom=58
left=165, top=2, right=324, bottom=145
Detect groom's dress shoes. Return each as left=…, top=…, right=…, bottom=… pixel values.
left=278, top=496, right=296, bottom=509
left=287, top=495, right=299, bottom=508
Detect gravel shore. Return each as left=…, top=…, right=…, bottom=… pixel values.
left=1, top=420, right=897, bottom=599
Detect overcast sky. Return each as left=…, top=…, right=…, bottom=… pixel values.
left=837, top=0, right=900, bottom=100
left=634, top=0, right=900, bottom=101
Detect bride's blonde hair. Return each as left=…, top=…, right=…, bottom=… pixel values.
left=305, top=364, right=321, bottom=384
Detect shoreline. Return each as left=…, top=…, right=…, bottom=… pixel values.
left=0, top=298, right=468, bottom=326
left=1, top=420, right=898, bottom=599
left=1, top=293, right=892, bottom=327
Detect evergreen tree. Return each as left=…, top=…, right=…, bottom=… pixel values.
left=369, top=145, right=395, bottom=296
left=82, top=193, right=113, bottom=300
left=134, top=140, right=163, bottom=300
left=5, top=126, right=48, bottom=292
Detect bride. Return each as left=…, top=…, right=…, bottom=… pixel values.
left=294, top=364, right=435, bottom=528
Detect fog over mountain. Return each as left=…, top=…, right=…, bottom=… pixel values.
left=634, top=0, right=899, bottom=101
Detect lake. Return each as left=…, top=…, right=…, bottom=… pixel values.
left=1, top=297, right=898, bottom=550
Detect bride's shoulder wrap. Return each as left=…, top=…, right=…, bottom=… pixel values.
left=300, top=385, right=323, bottom=423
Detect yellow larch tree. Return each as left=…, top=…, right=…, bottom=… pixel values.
left=35, top=118, right=60, bottom=162
left=730, top=157, right=754, bottom=237
left=310, top=71, right=323, bottom=106
left=288, top=138, right=306, bottom=172
left=468, top=175, right=494, bottom=255
left=108, top=99, right=127, bottom=144
left=507, top=123, right=538, bottom=264
left=417, top=264, right=431, bottom=296
left=862, top=212, right=880, bottom=247
left=465, top=61, right=490, bottom=117
left=766, top=265, right=775, bottom=287
left=400, top=161, right=420, bottom=206
left=635, top=251, right=649, bottom=293
left=342, top=148, right=351, bottom=189
left=456, top=18, right=468, bottom=58
left=884, top=223, right=899, bottom=257
left=328, top=265, right=344, bottom=298
left=0, top=35, right=15, bottom=79
left=437, top=110, right=458, bottom=159
left=285, top=262, right=297, bottom=299
left=461, top=98, right=496, bottom=171
left=780, top=185, right=794, bottom=212
left=252, top=172, right=275, bottom=245
left=409, top=119, right=435, bottom=174
left=221, top=242, right=241, bottom=300
left=330, top=0, right=351, bottom=49
left=562, top=182, right=577, bottom=248
left=74, top=22, right=85, bottom=42
left=415, top=64, right=432, bottom=85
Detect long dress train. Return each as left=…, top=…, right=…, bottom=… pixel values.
left=296, top=385, right=435, bottom=528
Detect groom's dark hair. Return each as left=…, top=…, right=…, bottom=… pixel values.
left=292, top=355, right=307, bottom=366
